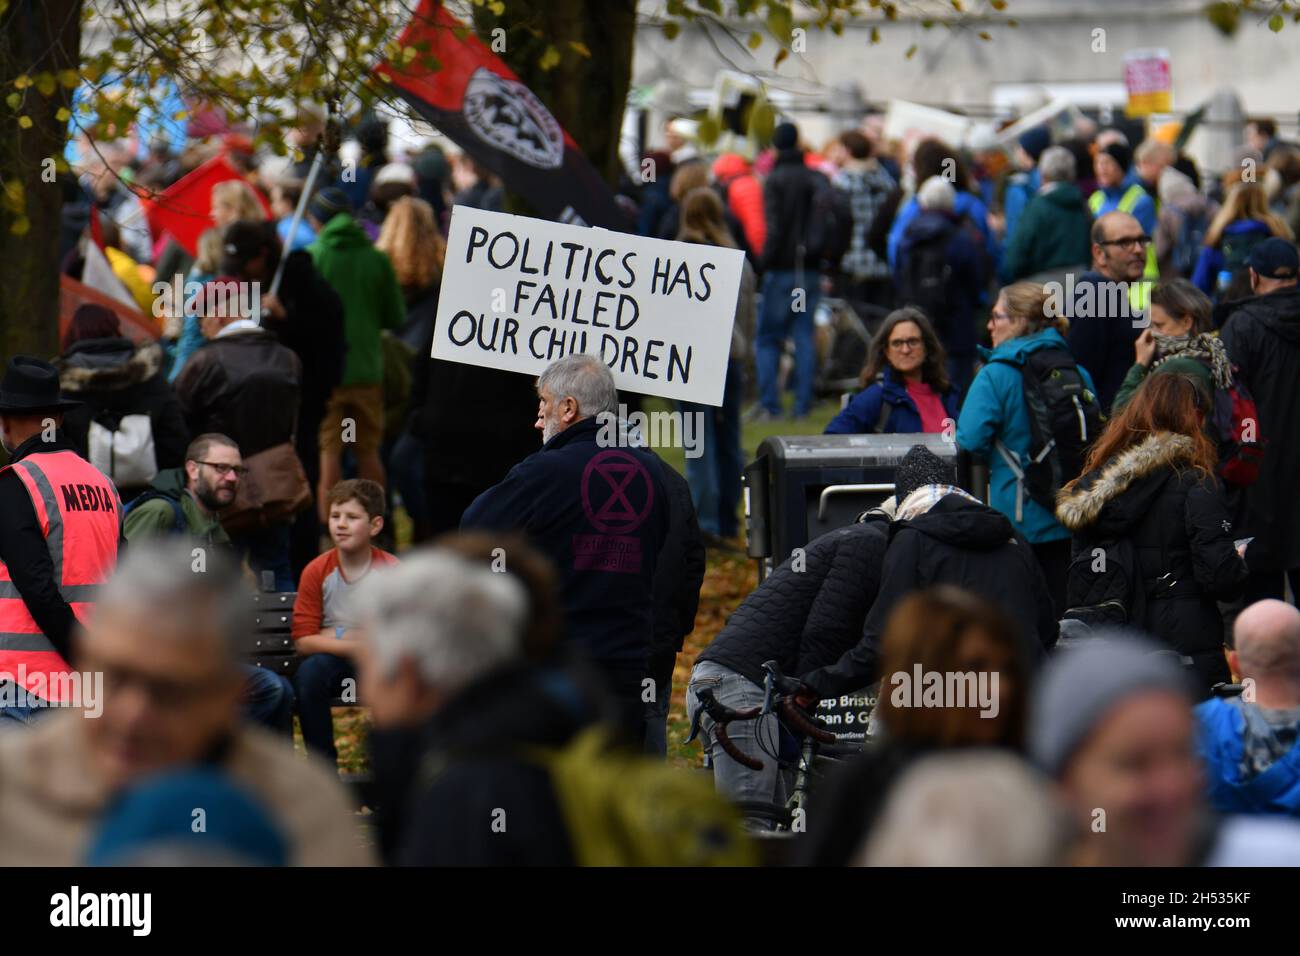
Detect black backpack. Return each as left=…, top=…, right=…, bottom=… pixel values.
left=803, top=177, right=854, bottom=271
left=898, top=219, right=957, bottom=331
left=1061, top=536, right=1147, bottom=633
left=992, top=348, right=1103, bottom=515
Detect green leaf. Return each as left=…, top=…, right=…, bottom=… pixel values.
left=747, top=31, right=763, bottom=49
left=56, top=107, right=71, bottom=122
left=35, top=72, right=56, bottom=97
left=4, top=92, right=19, bottom=111
left=1269, top=13, right=1284, bottom=32
left=767, top=3, right=793, bottom=42
left=18, top=115, right=32, bottom=129
left=538, top=44, right=561, bottom=70
left=10, top=217, right=31, bottom=237
left=663, top=21, right=680, bottom=40
left=905, top=44, right=918, bottom=59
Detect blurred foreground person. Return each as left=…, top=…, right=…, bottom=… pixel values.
left=799, top=587, right=1029, bottom=865
left=356, top=544, right=753, bottom=867
left=1197, top=600, right=1300, bottom=816
left=1031, top=635, right=1300, bottom=866
left=0, top=541, right=372, bottom=865
left=854, top=751, right=1070, bottom=866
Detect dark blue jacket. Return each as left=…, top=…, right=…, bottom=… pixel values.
left=1196, top=697, right=1300, bottom=818
left=461, top=416, right=669, bottom=664
left=825, top=366, right=961, bottom=435
left=894, top=209, right=985, bottom=359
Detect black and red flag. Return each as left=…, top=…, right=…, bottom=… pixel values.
left=375, top=0, right=624, bottom=230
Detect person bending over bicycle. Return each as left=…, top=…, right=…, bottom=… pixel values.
left=684, top=515, right=890, bottom=822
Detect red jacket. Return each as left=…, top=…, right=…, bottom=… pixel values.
left=712, top=154, right=766, bottom=257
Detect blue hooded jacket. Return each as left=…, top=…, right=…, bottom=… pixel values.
left=1190, top=219, right=1275, bottom=296
left=956, top=327, right=1096, bottom=543
left=825, top=365, right=961, bottom=434
left=1196, top=696, right=1300, bottom=817
left=887, top=189, right=997, bottom=273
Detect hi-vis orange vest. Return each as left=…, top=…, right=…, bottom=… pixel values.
left=0, top=450, right=120, bottom=702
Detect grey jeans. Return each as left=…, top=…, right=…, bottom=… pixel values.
left=686, top=659, right=789, bottom=812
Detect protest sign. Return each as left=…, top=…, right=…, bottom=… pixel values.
left=1124, top=48, right=1172, bottom=118
left=433, top=206, right=745, bottom=406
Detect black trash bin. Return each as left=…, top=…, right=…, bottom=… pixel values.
left=743, top=433, right=982, bottom=581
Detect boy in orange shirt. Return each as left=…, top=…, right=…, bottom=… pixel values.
left=292, top=479, right=398, bottom=765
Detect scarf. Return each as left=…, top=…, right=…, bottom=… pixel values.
left=1152, top=332, right=1233, bottom=390
left=894, top=483, right=983, bottom=522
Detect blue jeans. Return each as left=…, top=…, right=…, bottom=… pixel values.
left=756, top=269, right=820, bottom=417
left=387, top=430, right=429, bottom=531
left=685, top=660, right=790, bottom=817
left=0, top=681, right=44, bottom=727
left=231, top=523, right=294, bottom=592
left=242, top=666, right=295, bottom=736
left=293, top=652, right=354, bottom=765
left=678, top=361, right=744, bottom=537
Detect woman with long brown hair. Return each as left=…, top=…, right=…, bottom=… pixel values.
left=1191, top=182, right=1293, bottom=298
left=1056, top=373, right=1248, bottom=694
left=824, top=307, right=960, bottom=434
left=797, top=585, right=1029, bottom=866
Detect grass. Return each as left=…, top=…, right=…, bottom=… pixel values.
left=329, top=396, right=842, bottom=774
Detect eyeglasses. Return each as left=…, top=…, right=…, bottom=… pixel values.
left=889, top=337, right=924, bottom=351
left=194, top=460, right=248, bottom=478
left=990, top=310, right=1015, bottom=323
left=1099, top=235, right=1152, bottom=250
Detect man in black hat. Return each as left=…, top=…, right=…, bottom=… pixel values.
left=1220, top=238, right=1300, bottom=604
left=0, top=357, right=123, bottom=723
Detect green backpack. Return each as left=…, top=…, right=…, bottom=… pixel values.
left=532, top=726, right=757, bottom=867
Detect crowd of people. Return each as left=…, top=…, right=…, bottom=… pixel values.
left=2, top=102, right=1300, bottom=866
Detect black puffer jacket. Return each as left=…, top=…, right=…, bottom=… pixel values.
left=801, top=495, right=1056, bottom=698
left=1218, top=286, right=1300, bottom=572
left=698, top=518, right=889, bottom=688
left=1057, top=431, right=1249, bottom=694
left=55, top=338, right=189, bottom=485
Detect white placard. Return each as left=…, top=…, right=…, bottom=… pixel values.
left=432, top=206, right=744, bottom=406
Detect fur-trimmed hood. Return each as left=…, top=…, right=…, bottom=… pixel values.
left=56, top=337, right=164, bottom=393
left=1056, top=431, right=1197, bottom=532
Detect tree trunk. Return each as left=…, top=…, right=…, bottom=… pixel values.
left=0, top=0, right=81, bottom=361
left=476, top=0, right=637, bottom=205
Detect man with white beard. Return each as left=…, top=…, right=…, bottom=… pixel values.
left=461, top=354, right=668, bottom=741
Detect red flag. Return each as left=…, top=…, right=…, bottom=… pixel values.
left=375, top=0, right=624, bottom=229
left=140, top=153, right=272, bottom=257
left=60, top=275, right=161, bottom=345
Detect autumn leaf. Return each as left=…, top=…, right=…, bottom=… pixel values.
left=538, top=44, right=561, bottom=70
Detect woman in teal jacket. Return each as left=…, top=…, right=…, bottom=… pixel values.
left=956, top=281, right=1097, bottom=615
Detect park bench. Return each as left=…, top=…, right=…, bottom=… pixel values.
left=241, top=589, right=374, bottom=805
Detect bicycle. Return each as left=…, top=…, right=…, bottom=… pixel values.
left=686, top=660, right=854, bottom=834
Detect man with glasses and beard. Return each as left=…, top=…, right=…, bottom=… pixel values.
left=125, top=433, right=296, bottom=735
left=1064, top=210, right=1153, bottom=411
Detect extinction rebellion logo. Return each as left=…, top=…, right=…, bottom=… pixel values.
left=573, top=449, right=654, bottom=574
left=463, top=67, right=564, bottom=170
